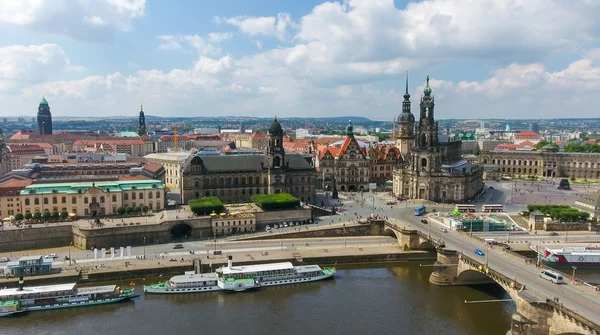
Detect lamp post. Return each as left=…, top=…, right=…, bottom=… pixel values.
left=485, top=243, right=489, bottom=266
left=69, top=242, right=72, bottom=265
left=514, top=269, right=517, bottom=284
left=332, top=156, right=339, bottom=199
left=572, top=266, right=577, bottom=283
left=143, top=236, right=146, bottom=259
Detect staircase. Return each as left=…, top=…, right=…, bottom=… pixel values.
left=293, top=252, right=303, bottom=263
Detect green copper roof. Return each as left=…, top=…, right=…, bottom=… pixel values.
left=23, top=179, right=166, bottom=195
left=423, top=74, right=432, bottom=97
left=120, top=131, right=140, bottom=137
left=39, top=96, right=49, bottom=105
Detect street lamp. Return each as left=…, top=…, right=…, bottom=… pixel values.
left=572, top=266, right=577, bottom=283
left=69, top=242, right=72, bottom=265
left=143, top=236, right=146, bottom=259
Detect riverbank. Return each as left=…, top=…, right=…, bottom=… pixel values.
left=0, top=246, right=435, bottom=287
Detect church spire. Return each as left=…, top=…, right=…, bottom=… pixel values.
left=423, top=74, right=432, bottom=97
left=137, top=103, right=147, bottom=136
left=403, top=71, right=410, bottom=100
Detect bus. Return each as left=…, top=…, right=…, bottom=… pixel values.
left=539, top=270, right=564, bottom=284
left=414, top=206, right=426, bottom=216
left=482, top=204, right=504, bottom=213
left=454, top=204, right=476, bottom=213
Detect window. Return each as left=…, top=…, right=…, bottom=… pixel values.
left=84, top=197, right=89, bottom=204
left=132, top=193, right=136, bottom=200
left=149, top=192, right=153, bottom=199
left=139, top=192, right=143, bottom=200
left=124, top=194, right=129, bottom=200
left=61, top=197, right=66, bottom=204
left=25, top=199, right=30, bottom=206
left=112, top=195, right=117, bottom=202
left=156, top=191, right=160, bottom=198
left=52, top=197, right=57, bottom=204
left=44, top=198, right=49, bottom=205
left=72, top=197, right=76, bottom=204
left=100, top=196, right=105, bottom=203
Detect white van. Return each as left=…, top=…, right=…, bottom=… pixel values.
left=539, top=270, right=564, bottom=284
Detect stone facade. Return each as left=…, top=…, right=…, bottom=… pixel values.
left=392, top=74, right=483, bottom=202
left=145, top=152, right=191, bottom=189
left=180, top=117, right=317, bottom=204
left=479, top=150, right=600, bottom=179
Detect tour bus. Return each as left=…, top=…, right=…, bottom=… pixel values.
left=454, top=204, right=476, bottom=213
left=414, top=205, right=426, bottom=216
left=482, top=204, right=504, bottom=213
left=539, top=269, right=564, bottom=284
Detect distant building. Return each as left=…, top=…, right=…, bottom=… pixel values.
left=145, top=152, right=191, bottom=189
left=138, top=104, right=147, bottom=136
left=295, top=129, right=311, bottom=138
left=5, top=256, right=52, bottom=277
left=37, top=97, right=52, bottom=135
left=529, top=122, right=540, bottom=133
left=574, top=193, right=600, bottom=218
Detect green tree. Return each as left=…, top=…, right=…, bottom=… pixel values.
left=377, top=133, right=389, bottom=142
left=42, top=210, right=51, bottom=221
left=60, top=210, right=68, bottom=220
left=117, top=207, right=126, bottom=215
left=473, top=146, right=481, bottom=156
left=142, top=205, right=149, bottom=213
left=33, top=211, right=42, bottom=220
left=14, top=213, right=24, bottom=221
left=534, top=140, right=558, bottom=151
left=564, top=142, right=584, bottom=152
left=126, top=206, right=134, bottom=214
left=24, top=211, right=32, bottom=220
left=134, top=206, right=142, bottom=214
left=51, top=210, right=60, bottom=220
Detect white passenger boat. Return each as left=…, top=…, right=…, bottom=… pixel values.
left=143, top=271, right=221, bottom=294
left=0, top=277, right=138, bottom=316
left=216, top=256, right=336, bottom=292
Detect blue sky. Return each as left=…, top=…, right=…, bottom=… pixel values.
left=1, top=0, right=599, bottom=120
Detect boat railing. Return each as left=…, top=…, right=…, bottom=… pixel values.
left=222, top=278, right=255, bottom=283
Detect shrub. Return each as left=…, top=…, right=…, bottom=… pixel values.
left=60, top=210, right=68, bottom=220
left=126, top=206, right=134, bottom=214
left=51, top=210, right=60, bottom=220
left=33, top=211, right=42, bottom=220
left=117, top=207, right=126, bottom=215
left=527, top=204, right=590, bottom=222
left=251, top=193, right=300, bottom=210
left=14, top=213, right=24, bottom=221
left=42, top=210, right=51, bottom=221
left=134, top=206, right=142, bottom=213
left=142, top=205, right=149, bottom=213
left=189, top=196, right=224, bottom=215
left=24, top=211, right=32, bottom=220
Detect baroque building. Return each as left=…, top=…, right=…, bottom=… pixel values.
left=180, top=117, right=317, bottom=204
left=37, top=97, right=53, bottom=135
left=392, top=74, right=483, bottom=202
left=316, top=121, right=371, bottom=192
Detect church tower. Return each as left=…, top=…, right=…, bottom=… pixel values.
left=37, top=96, right=53, bottom=135
left=396, top=72, right=415, bottom=156
left=415, top=75, right=439, bottom=149
left=267, top=116, right=285, bottom=169
left=137, top=104, right=147, bottom=136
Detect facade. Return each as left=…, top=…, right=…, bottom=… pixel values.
left=145, top=152, right=191, bottom=189
left=574, top=193, right=600, bottom=219
left=37, top=97, right=53, bottom=135
left=0, top=179, right=31, bottom=217
left=5, top=256, right=52, bottom=276
left=316, top=121, right=371, bottom=192
left=211, top=212, right=256, bottom=235
left=6, top=144, right=47, bottom=171
left=370, top=145, right=401, bottom=185
left=180, top=117, right=317, bottom=204
left=392, top=74, right=483, bottom=202
left=20, top=179, right=167, bottom=217
left=72, top=139, right=153, bottom=156
left=479, top=150, right=600, bottom=179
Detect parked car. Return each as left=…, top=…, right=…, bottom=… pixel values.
left=274, top=224, right=279, bottom=229
left=421, top=219, right=428, bottom=224
left=549, top=232, right=559, bottom=236
left=265, top=225, right=271, bottom=231
left=0, top=257, right=9, bottom=263
left=44, top=253, right=58, bottom=259
left=173, top=244, right=184, bottom=249
left=474, top=248, right=485, bottom=256
left=440, top=228, right=448, bottom=233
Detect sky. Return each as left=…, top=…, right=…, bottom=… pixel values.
left=1, top=0, right=600, bottom=120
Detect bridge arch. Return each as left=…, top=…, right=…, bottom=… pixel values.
left=417, top=241, right=436, bottom=250
left=456, top=269, right=496, bottom=286
left=170, top=223, right=192, bottom=241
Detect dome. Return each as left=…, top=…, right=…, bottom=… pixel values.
left=39, top=96, right=49, bottom=106
left=423, top=74, right=432, bottom=97
left=398, top=111, right=415, bottom=123
left=269, top=116, right=283, bottom=136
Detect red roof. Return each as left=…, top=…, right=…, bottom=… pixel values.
left=74, top=139, right=145, bottom=146
left=515, top=131, right=540, bottom=139
left=7, top=144, right=46, bottom=155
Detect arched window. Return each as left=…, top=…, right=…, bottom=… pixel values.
left=139, top=192, right=144, bottom=200
left=25, top=199, right=30, bottom=206
left=156, top=191, right=161, bottom=198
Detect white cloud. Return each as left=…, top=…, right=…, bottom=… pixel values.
left=3, top=0, right=600, bottom=119
left=0, top=0, right=146, bottom=42
left=217, top=13, right=296, bottom=40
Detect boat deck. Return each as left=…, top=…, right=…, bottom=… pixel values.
left=77, top=285, right=117, bottom=295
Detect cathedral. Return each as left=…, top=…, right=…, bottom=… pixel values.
left=392, top=74, right=483, bottom=203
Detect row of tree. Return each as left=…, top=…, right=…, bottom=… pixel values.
left=13, top=205, right=151, bottom=222
left=534, top=140, right=600, bottom=153
left=527, top=204, right=590, bottom=222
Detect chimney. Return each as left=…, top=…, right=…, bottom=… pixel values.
left=227, top=255, right=232, bottom=269
left=18, top=276, right=24, bottom=291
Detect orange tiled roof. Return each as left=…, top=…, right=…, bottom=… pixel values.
left=515, top=131, right=540, bottom=139
left=0, top=179, right=33, bottom=189
left=7, top=144, right=46, bottom=155
left=74, top=139, right=145, bottom=146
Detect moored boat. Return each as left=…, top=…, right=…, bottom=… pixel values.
left=0, top=277, right=138, bottom=316
left=143, top=271, right=221, bottom=294
left=542, top=246, right=600, bottom=269
left=216, top=256, right=336, bottom=292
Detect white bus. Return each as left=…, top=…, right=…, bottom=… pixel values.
left=455, top=204, right=476, bottom=213
left=482, top=204, right=504, bottom=213
left=539, top=270, right=564, bottom=284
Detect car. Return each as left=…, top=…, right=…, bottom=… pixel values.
left=105, top=249, right=112, bottom=255
left=173, top=244, right=184, bottom=249
left=489, top=186, right=494, bottom=189
left=474, top=248, right=485, bottom=256
left=274, top=224, right=279, bottom=229
left=421, top=219, right=428, bottom=224
left=440, top=228, right=448, bottom=233
left=265, top=225, right=271, bottom=231
left=549, top=232, right=559, bottom=236
left=0, top=257, right=9, bottom=263
left=45, top=253, right=58, bottom=259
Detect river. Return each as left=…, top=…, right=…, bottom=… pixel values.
left=2, top=263, right=514, bottom=335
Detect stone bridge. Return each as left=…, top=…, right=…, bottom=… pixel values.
left=384, top=222, right=600, bottom=335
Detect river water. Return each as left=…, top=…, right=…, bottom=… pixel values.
left=2, top=263, right=514, bottom=335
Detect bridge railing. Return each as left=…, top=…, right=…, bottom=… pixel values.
left=546, top=298, right=600, bottom=332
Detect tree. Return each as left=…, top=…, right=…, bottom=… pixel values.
left=117, top=207, right=126, bottom=215
left=42, top=210, right=51, bottom=221
left=60, top=210, right=68, bottom=220
left=134, top=206, right=142, bottom=214
left=33, top=211, right=41, bottom=220
left=51, top=210, right=60, bottom=220
left=473, top=146, right=481, bottom=156
left=534, top=140, right=558, bottom=151
left=377, top=133, right=389, bottom=142
left=14, top=213, right=24, bottom=221
left=24, top=211, right=32, bottom=220
left=564, top=142, right=584, bottom=153
left=142, top=205, right=149, bottom=213
left=126, top=206, right=134, bottom=214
